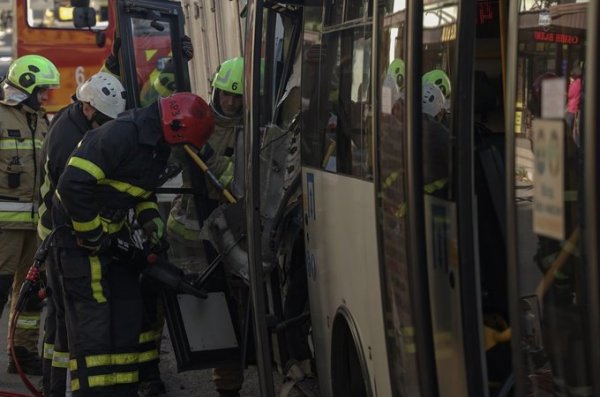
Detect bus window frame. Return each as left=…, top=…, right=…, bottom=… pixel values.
left=115, top=0, right=190, bottom=109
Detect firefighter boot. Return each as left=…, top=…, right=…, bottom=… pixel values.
left=138, top=379, right=167, bottom=396
left=7, top=346, right=42, bottom=375
left=217, top=390, right=241, bottom=397
left=0, top=274, right=11, bottom=319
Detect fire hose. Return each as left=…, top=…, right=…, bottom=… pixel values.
left=1, top=228, right=207, bottom=397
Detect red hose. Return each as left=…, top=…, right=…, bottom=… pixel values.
left=2, top=309, right=43, bottom=397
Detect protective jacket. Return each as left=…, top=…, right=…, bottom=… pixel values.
left=38, top=102, right=92, bottom=239
left=54, top=102, right=170, bottom=242
left=201, top=113, right=238, bottom=199
left=167, top=113, right=238, bottom=240
left=0, top=103, right=48, bottom=230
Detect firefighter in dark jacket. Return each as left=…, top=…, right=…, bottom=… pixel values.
left=51, top=92, right=214, bottom=397
left=38, top=72, right=126, bottom=396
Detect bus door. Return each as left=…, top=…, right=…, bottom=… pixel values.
left=112, top=0, right=241, bottom=372
left=14, top=0, right=115, bottom=113
left=376, top=0, right=510, bottom=396
left=505, top=1, right=595, bottom=396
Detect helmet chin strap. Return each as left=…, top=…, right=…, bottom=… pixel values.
left=91, top=110, right=112, bottom=126
left=22, top=90, right=42, bottom=111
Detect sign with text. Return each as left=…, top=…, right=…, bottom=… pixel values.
left=533, top=119, right=565, bottom=240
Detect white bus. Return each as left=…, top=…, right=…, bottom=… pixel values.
left=241, top=0, right=598, bottom=397
left=77, top=1, right=600, bottom=396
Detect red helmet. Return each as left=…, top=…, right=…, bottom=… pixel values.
left=159, top=92, right=215, bottom=149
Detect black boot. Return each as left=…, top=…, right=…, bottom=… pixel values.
left=217, top=390, right=241, bottom=397
left=0, top=274, right=12, bottom=319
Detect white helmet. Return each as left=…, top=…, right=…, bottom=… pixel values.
left=422, top=82, right=445, bottom=118
left=76, top=72, right=126, bottom=119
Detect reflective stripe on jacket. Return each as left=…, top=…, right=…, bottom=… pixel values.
left=38, top=102, right=90, bottom=239
left=54, top=102, right=170, bottom=240
left=0, top=103, right=48, bottom=230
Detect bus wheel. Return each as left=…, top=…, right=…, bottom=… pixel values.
left=331, top=310, right=371, bottom=397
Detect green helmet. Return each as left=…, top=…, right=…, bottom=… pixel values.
left=388, top=58, right=405, bottom=89
left=211, top=57, right=244, bottom=95
left=422, top=69, right=451, bottom=99
left=7, top=55, right=60, bottom=95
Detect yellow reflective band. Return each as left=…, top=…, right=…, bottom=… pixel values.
left=135, top=201, right=159, bottom=216
left=0, top=138, right=44, bottom=150
left=424, top=178, right=448, bottom=194
left=87, top=371, right=139, bottom=387
left=401, top=326, right=415, bottom=337
left=40, top=172, right=51, bottom=199
left=37, top=217, right=51, bottom=240
left=52, top=351, right=70, bottom=368
left=139, top=331, right=158, bottom=344
left=72, top=215, right=101, bottom=232
left=43, top=343, right=55, bottom=360
left=70, top=359, right=77, bottom=371
left=85, top=354, right=111, bottom=368
left=99, top=179, right=152, bottom=199
left=100, top=217, right=125, bottom=234
left=138, top=349, right=159, bottom=363
left=89, top=256, right=106, bottom=303
left=71, top=378, right=80, bottom=391
left=68, top=156, right=106, bottom=180
left=112, top=353, right=138, bottom=366
left=16, top=314, right=40, bottom=329
left=218, top=160, right=234, bottom=187
left=0, top=211, right=38, bottom=223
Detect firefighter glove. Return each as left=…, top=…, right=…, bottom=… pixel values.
left=143, top=217, right=166, bottom=245
left=182, top=35, right=194, bottom=61
left=76, top=232, right=108, bottom=255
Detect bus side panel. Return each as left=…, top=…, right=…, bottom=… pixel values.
left=14, top=1, right=114, bottom=113
left=302, top=168, right=392, bottom=397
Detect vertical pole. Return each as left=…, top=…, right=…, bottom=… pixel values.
left=243, top=1, right=276, bottom=396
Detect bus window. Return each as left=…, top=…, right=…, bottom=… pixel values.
left=375, top=3, right=422, bottom=396
left=303, top=1, right=372, bottom=179
left=26, top=0, right=109, bottom=29
left=129, top=17, right=174, bottom=106
left=511, top=1, right=590, bottom=395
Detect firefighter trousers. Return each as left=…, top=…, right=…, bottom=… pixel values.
left=138, top=274, right=163, bottom=383
left=59, top=246, right=142, bottom=397
left=0, top=229, right=42, bottom=353
left=42, top=247, right=69, bottom=396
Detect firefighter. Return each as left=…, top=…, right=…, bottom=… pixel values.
left=422, top=68, right=452, bottom=123
left=421, top=82, right=451, bottom=198
left=101, top=32, right=195, bottom=397
left=50, top=92, right=214, bottom=397
left=0, top=54, right=60, bottom=375
left=165, top=57, right=243, bottom=397
left=38, top=72, right=126, bottom=396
